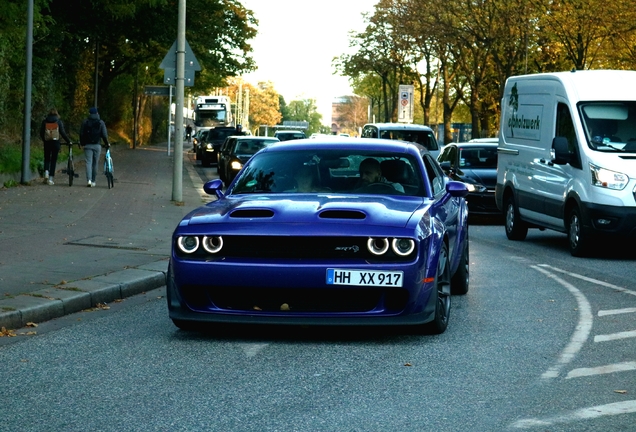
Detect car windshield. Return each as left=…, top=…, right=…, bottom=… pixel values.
left=579, top=102, right=636, bottom=152
left=230, top=149, right=425, bottom=196
left=234, top=139, right=275, bottom=155
left=458, top=147, right=498, bottom=168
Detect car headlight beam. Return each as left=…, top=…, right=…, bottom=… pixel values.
left=367, top=237, right=389, bottom=255
left=202, top=236, right=223, bottom=254
left=177, top=236, right=200, bottom=254
left=392, top=238, right=415, bottom=256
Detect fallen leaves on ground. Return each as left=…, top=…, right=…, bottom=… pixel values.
left=0, top=327, right=17, bottom=337
left=82, top=302, right=111, bottom=312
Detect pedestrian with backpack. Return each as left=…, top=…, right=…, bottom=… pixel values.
left=80, top=107, right=110, bottom=187
left=39, top=108, right=71, bottom=185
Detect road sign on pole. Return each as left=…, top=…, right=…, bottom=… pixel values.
left=398, top=84, right=414, bottom=123
left=160, top=39, right=201, bottom=87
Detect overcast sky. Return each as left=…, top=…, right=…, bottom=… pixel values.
left=239, top=0, right=378, bottom=123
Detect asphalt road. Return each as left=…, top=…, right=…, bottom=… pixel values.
left=1, top=201, right=635, bottom=431
left=3, top=153, right=636, bottom=430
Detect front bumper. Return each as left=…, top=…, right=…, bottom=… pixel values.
left=167, top=259, right=437, bottom=326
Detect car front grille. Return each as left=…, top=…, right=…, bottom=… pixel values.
left=180, top=285, right=410, bottom=314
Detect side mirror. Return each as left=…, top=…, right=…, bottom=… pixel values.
left=439, top=161, right=453, bottom=173
left=446, top=180, right=469, bottom=198
left=552, top=137, right=571, bottom=165
left=203, top=179, right=224, bottom=199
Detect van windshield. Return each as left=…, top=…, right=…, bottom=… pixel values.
left=579, top=102, right=636, bottom=152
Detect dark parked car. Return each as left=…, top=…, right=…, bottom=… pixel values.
left=217, top=136, right=280, bottom=185
left=437, top=142, right=499, bottom=216
left=197, top=126, right=238, bottom=167
left=168, top=138, right=470, bottom=334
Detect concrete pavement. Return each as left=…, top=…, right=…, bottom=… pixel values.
left=0, top=142, right=211, bottom=330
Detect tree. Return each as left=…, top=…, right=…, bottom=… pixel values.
left=246, top=81, right=281, bottom=136
left=285, top=99, right=322, bottom=135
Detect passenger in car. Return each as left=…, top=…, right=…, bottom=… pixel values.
left=356, top=158, right=405, bottom=193
left=292, top=164, right=331, bottom=193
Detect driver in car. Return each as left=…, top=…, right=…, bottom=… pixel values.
left=356, top=158, right=405, bottom=193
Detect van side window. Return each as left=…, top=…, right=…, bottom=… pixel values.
left=556, top=103, right=581, bottom=169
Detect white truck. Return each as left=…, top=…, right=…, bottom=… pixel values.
left=194, top=95, right=233, bottom=131
left=495, top=70, right=636, bottom=256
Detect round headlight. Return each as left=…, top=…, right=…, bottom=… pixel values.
left=392, top=238, right=415, bottom=256
left=202, top=236, right=223, bottom=254
left=367, top=237, right=389, bottom=255
left=177, top=236, right=199, bottom=254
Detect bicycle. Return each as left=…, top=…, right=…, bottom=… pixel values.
left=61, top=142, right=79, bottom=186
left=104, top=146, right=114, bottom=189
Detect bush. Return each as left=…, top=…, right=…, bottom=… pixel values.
left=0, top=141, right=48, bottom=175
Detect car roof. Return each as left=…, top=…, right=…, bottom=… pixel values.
left=363, top=123, right=434, bottom=132
left=446, top=141, right=498, bottom=148
left=275, top=130, right=304, bottom=134
left=258, top=137, right=427, bottom=154
left=468, top=138, right=499, bottom=143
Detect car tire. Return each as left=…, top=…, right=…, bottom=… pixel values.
left=505, top=194, right=528, bottom=240
left=568, top=206, right=593, bottom=257
left=451, top=234, right=469, bottom=295
left=172, top=319, right=197, bottom=331
left=422, top=242, right=451, bottom=335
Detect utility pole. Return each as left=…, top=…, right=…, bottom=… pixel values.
left=21, top=0, right=33, bottom=184
left=172, top=0, right=186, bottom=202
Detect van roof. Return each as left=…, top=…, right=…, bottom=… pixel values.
left=508, top=70, right=636, bottom=101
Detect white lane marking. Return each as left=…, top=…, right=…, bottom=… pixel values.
left=599, top=307, right=636, bottom=316
left=531, top=265, right=593, bottom=379
left=511, top=400, right=636, bottom=429
left=566, top=361, right=636, bottom=379
left=538, top=265, right=636, bottom=297
left=239, top=343, right=269, bottom=358
left=595, top=330, right=636, bottom=342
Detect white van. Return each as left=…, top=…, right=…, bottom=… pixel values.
left=361, top=123, right=440, bottom=158
left=495, top=70, right=636, bottom=256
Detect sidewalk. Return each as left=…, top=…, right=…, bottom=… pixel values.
left=0, top=143, right=211, bottom=330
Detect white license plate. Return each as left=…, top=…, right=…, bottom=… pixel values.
left=326, top=269, right=403, bottom=287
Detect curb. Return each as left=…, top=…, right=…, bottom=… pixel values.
left=0, top=259, right=168, bottom=330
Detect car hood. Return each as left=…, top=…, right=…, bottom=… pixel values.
left=460, top=168, right=497, bottom=188
left=183, top=194, right=428, bottom=229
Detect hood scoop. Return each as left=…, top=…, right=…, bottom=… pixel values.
left=230, top=209, right=275, bottom=218
left=319, top=210, right=366, bottom=220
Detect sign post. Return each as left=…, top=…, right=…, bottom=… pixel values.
left=159, top=31, right=201, bottom=202
left=398, top=84, right=414, bottom=123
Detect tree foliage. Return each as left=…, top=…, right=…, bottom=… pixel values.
left=336, top=0, right=636, bottom=143
left=1, top=0, right=257, bottom=147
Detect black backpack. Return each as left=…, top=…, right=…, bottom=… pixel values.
left=81, top=119, right=102, bottom=145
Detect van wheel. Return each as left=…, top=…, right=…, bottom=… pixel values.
left=568, top=206, right=592, bottom=257
left=505, top=195, right=528, bottom=240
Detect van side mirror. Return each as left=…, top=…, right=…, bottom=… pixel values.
left=552, top=137, right=571, bottom=165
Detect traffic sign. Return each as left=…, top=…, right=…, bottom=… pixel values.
left=160, top=39, right=201, bottom=87
left=398, top=84, right=414, bottom=123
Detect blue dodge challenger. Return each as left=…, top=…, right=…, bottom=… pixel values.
left=168, top=138, right=469, bottom=334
